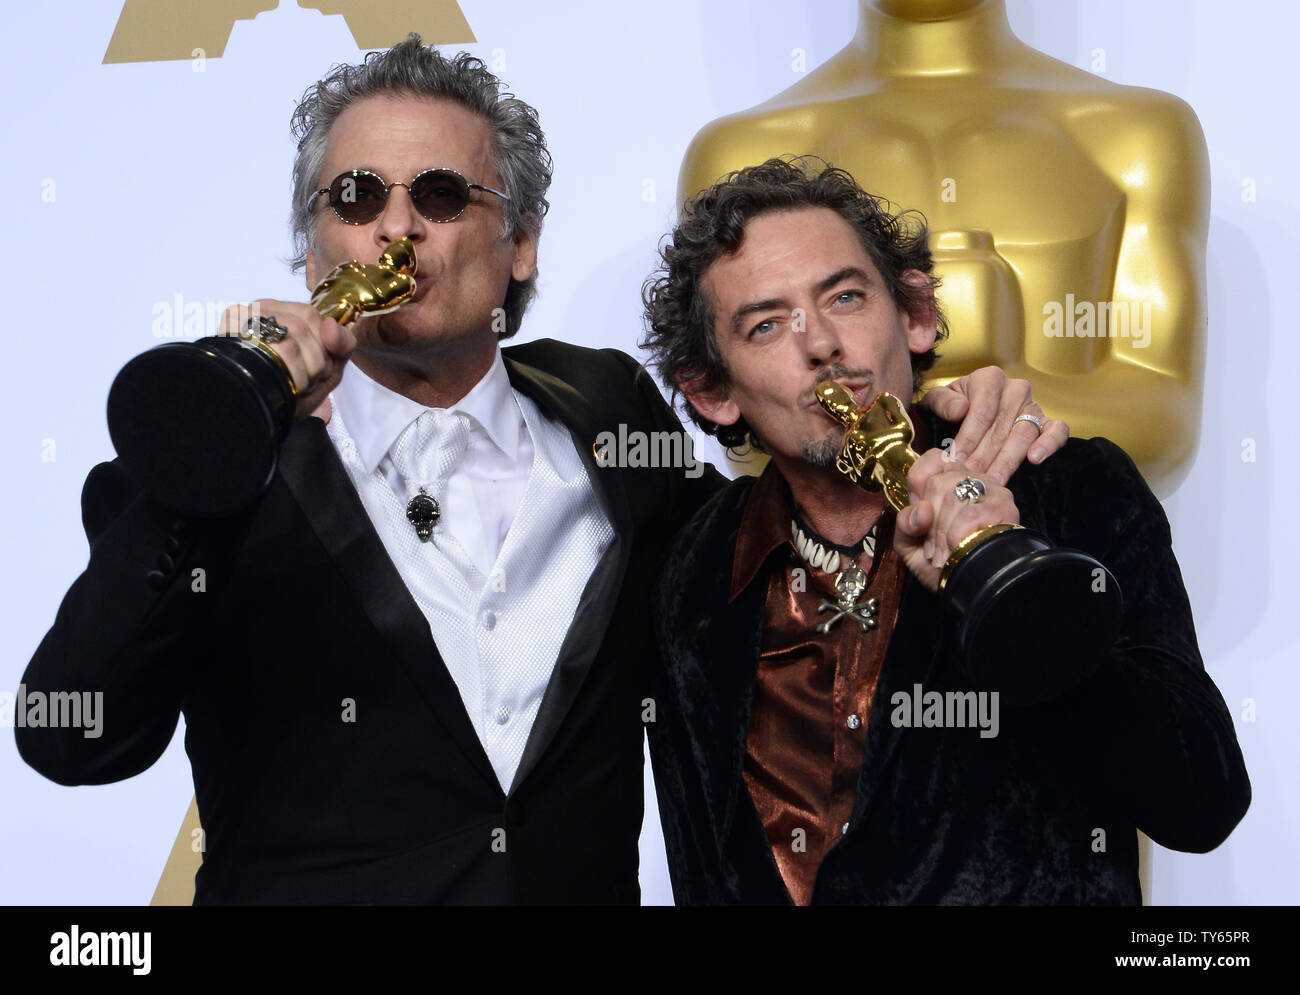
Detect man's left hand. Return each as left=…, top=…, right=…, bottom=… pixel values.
left=917, top=366, right=1068, bottom=485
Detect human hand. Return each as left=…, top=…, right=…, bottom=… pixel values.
left=894, top=447, right=1020, bottom=593
left=218, top=300, right=355, bottom=423
left=917, top=366, right=1068, bottom=485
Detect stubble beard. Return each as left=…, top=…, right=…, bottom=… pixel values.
left=801, top=429, right=842, bottom=469
left=797, top=363, right=875, bottom=470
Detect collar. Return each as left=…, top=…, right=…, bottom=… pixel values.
left=333, top=348, right=523, bottom=473
left=729, top=462, right=799, bottom=604
left=727, top=406, right=933, bottom=604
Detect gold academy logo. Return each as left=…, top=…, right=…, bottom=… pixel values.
left=103, top=0, right=474, bottom=64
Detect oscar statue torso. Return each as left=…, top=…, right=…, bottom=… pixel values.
left=680, top=0, right=1208, bottom=496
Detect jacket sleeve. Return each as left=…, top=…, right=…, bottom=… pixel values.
left=1024, top=437, right=1251, bottom=853
left=15, top=460, right=221, bottom=785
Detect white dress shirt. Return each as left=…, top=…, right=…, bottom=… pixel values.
left=330, top=350, right=532, bottom=577
left=324, top=351, right=614, bottom=792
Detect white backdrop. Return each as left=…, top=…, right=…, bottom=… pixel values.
left=1, top=0, right=1294, bottom=905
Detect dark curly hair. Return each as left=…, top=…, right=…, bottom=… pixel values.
left=641, top=156, right=948, bottom=451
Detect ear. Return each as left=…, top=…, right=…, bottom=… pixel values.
left=898, top=268, right=938, bottom=355
left=305, top=248, right=317, bottom=291
left=511, top=227, right=538, bottom=284
left=678, top=373, right=740, bottom=429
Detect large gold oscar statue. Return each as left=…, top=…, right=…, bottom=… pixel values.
left=680, top=0, right=1208, bottom=497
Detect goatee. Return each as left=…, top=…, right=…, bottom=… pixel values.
left=802, top=434, right=840, bottom=468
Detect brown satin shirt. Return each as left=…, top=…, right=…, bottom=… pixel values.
left=731, top=466, right=908, bottom=906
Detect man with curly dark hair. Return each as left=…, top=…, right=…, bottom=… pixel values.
left=641, top=157, right=1249, bottom=905
left=644, top=157, right=955, bottom=452
left=644, top=156, right=1067, bottom=476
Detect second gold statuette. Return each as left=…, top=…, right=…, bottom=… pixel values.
left=815, top=381, right=1123, bottom=706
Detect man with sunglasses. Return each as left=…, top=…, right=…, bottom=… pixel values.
left=17, top=35, right=1065, bottom=905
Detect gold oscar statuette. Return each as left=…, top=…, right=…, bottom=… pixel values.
left=310, top=237, right=417, bottom=324
left=816, top=380, right=1123, bottom=705
left=107, top=239, right=418, bottom=518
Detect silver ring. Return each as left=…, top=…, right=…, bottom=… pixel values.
left=954, top=476, right=986, bottom=504
left=1014, top=413, right=1045, bottom=435
left=246, top=315, right=288, bottom=343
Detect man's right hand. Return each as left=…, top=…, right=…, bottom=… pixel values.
left=218, top=300, right=356, bottom=423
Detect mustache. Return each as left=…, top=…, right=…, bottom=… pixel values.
left=798, top=363, right=876, bottom=408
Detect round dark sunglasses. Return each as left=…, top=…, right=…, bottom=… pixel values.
left=308, top=167, right=511, bottom=225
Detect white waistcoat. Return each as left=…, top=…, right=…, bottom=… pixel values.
left=326, top=390, right=614, bottom=792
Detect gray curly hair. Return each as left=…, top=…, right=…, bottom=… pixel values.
left=288, top=33, right=551, bottom=338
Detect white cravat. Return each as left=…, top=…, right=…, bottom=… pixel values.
left=325, top=352, right=614, bottom=792
left=391, top=409, right=472, bottom=494
left=332, top=352, right=532, bottom=578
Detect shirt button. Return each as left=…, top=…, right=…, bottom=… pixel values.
left=841, top=822, right=850, bottom=836
left=482, top=611, right=497, bottom=631
left=495, top=706, right=511, bottom=725
left=846, top=713, right=861, bottom=730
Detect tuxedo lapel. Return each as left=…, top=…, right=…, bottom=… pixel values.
left=277, top=418, right=500, bottom=790
left=501, top=354, right=635, bottom=794
left=501, top=354, right=632, bottom=537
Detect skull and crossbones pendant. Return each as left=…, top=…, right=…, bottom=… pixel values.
left=816, top=565, right=879, bottom=633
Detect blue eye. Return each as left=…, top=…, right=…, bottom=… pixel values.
left=751, top=319, right=775, bottom=337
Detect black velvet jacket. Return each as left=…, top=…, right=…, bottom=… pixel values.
left=648, top=421, right=1251, bottom=905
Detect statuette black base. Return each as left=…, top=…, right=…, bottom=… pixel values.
left=944, top=528, right=1123, bottom=706
left=107, top=336, right=297, bottom=518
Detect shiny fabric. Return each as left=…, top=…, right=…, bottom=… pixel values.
left=648, top=412, right=1251, bottom=905
left=732, top=467, right=906, bottom=905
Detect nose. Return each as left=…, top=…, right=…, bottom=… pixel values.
left=373, top=182, right=425, bottom=252
left=797, top=306, right=844, bottom=368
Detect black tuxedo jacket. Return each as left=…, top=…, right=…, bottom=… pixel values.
left=18, top=339, right=724, bottom=904
left=649, top=420, right=1251, bottom=904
